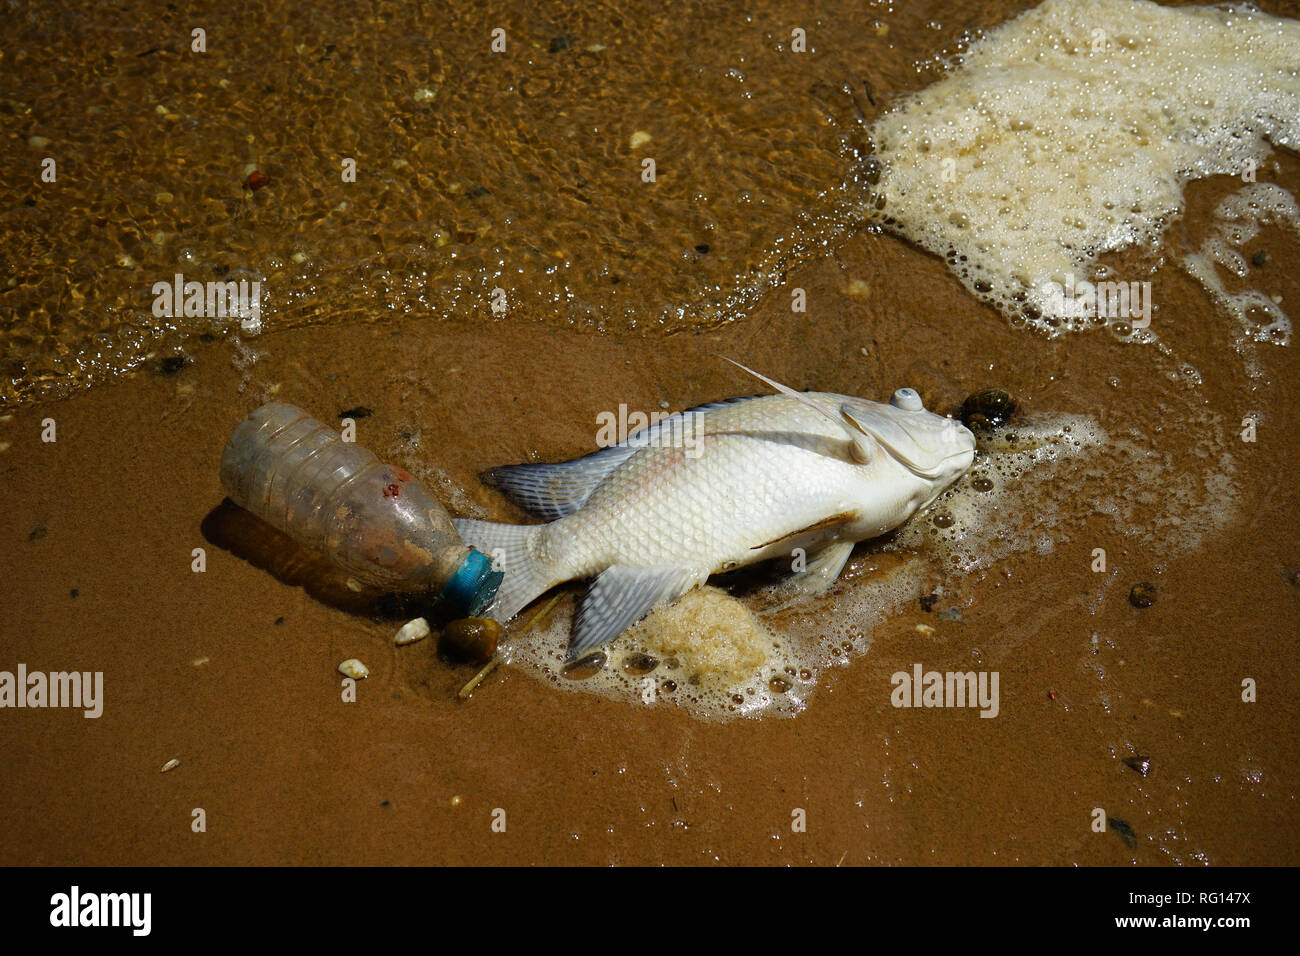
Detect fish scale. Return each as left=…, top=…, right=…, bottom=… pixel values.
left=455, top=367, right=975, bottom=660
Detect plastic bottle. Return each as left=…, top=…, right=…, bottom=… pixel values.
left=219, top=402, right=501, bottom=616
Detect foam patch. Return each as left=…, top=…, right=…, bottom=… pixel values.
left=866, top=0, right=1300, bottom=334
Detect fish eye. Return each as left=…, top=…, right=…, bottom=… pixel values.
left=890, top=387, right=924, bottom=411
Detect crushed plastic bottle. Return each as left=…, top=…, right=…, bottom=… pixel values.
left=219, top=402, right=502, bottom=616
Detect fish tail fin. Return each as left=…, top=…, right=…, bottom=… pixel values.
left=453, top=519, right=553, bottom=622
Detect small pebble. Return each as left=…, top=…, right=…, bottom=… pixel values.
left=1128, top=582, right=1156, bottom=608
left=937, top=607, right=963, bottom=622
left=440, top=617, right=500, bottom=663
left=622, top=652, right=659, bottom=675
left=1251, top=249, right=1269, bottom=267
left=28, top=135, right=50, bottom=148
left=629, top=130, right=652, bottom=150
left=160, top=758, right=181, bottom=773
left=845, top=278, right=871, bottom=298
left=1108, top=816, right=1138, bottom=850
left=393, top=617, right=431, bottom=646
left=563, top=651, right=607, bottom=680
left=1123, top=755, right=1152, bottom=777
left=960, top=388, right=1017, bottom=430
left=338, top=658, right=369, bottom=680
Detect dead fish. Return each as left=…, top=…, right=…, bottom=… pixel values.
left=456, top=361, right=976, bottom=660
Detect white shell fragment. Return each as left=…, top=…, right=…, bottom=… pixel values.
left=393, top=617, right=431, bottom=646
left=338, top=658, right=370, bottom=680
left=160, top=758, right=181, bottom=773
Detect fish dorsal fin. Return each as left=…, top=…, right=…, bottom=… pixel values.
left=569, top=565, right=704, bottom=660
left=721, top=356, right=874, bottom=463
left=482, top=444, right=639, bottom=520
left=484, top=399, right=757, bottom=520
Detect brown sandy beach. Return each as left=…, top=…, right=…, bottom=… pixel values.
left=2, top=0, right=1298, bottom=865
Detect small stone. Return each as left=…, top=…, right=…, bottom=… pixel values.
left=622, top=652, right=659, bottom=676
left=1123, top=755, right=1151, bottom=777
left=960, top=388, right=1017, bottom=430
left=440, top=617, right=501, bottom=663
left=1251, top=249, right=1269, bottom=268
left=914, top=623, right=936, bottom=636
left=937, top=607, right=963, bottom=622
left=1108, top=816, right=1138, bottom=850
left=563, top=651, right=607, bottom=680
left=191, top=656, right=210, bottom=667
left=160, top=758, right=181, bottom=773
left=393, top=617, right=431, bottom=646
left=845, top=278, right=871, bottom=298
left=413, top=87, right=437, bottom=102
left=27, top=135, right=50, bottom=148
left=338, top=658, right=369, bottom=680
left=629, top=130, right=652, bottom=150
left=1128, top=582, right=1156, bottom=608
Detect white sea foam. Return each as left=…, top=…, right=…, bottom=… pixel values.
left=867, top=0, right=1300, bottom=334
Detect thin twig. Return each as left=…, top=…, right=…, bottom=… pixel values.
left=456, top=594, right=564, bottom=701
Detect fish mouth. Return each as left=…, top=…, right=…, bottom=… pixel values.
left=847, top=411, right=974, bottom=481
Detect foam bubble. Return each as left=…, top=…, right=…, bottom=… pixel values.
left=1182, top=182, right=1299, bottom=347
left=866, top=0, right=1300, bottom=334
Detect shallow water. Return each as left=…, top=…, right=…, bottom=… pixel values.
left=1, top=0, right=1297, bottom=866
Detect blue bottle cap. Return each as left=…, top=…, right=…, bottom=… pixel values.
left=438, top=549, right=503, bottom=618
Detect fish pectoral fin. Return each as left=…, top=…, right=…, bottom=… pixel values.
left=750, top=513, right=857, bottom=552
left=568, top=565, right=703, bottom=661
left=763, top=539, right=856, bottom=612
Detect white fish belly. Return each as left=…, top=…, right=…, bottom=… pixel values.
left=543, top=432, right=883, bottom=577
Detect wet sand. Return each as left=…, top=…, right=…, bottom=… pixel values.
left=3, top=193, right=1298, bottom=864
left=2, top=0, right=1298, bottom=865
